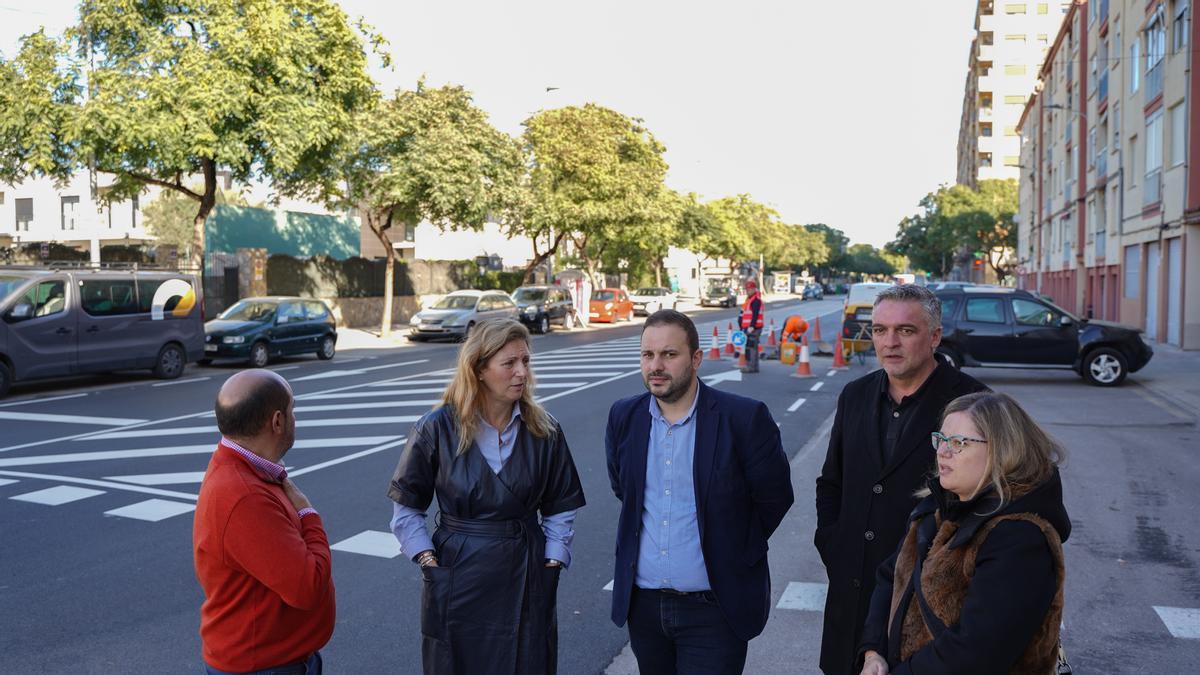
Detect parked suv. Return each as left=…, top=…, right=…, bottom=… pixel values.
left=935, top=287, right=1153, bottom=386
left=202, top=297, right=337, bottom=367
left=512, top=285, right=575, bottom=333
left=629, top=287, right=677, bottom=316
left=0, top=266, right=204, bottom=398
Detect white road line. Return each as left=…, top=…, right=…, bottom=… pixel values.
left=104, top=498, right=196, bottom=521
left=0, top=470, right=200, bottom=500
left=788, top=397, right=807, bottom=412
left=152, top=377, right=211, bottom=387
left=2, top=436, right=398, bottom=467
left=337, top=386, right=449, bottom=396
left=532, top=363, right=641, bottom=370
left=536, top=372, right=625, bottom=379
left=104, top=472, right=208, bottom=485
left=296, top=401, right=439, bottom=413
left=826, top=370, right=837, bottom=377
left=289, top=437, right=409, bottom=478
left=810, top=381, right=825, bottom=392
left=603, top=579, right=614, bottom=591
left=1154, top=606, right=1200, bottom=639
left=0, top=393, right=89, bottom=408
left=536, top=369, right=642, bottom=404
left=0, top=478, right=18, bottom=487
left=0, top=411, right=146, bottom=426
left=85, top=417, right=418, bottom=440
left=272, top=365, right=302, bottom=372
left=776, top=582, right=828, bottom=611
left=11, top=485, right=106, bottom=506
left=330, top=531, right=402, bottom=558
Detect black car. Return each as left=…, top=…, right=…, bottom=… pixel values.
left=512, top=285, right=575, bottom=333
left=702, top=285, right=737, bottom=308
left=801, top=283, right=824, bottom=300
left=934, top=287, right=1153, bottom=386
left=203, top=297, right=337, bottom=367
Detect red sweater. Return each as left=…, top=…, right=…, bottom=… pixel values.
left=193, top=444, right=335, bottom=671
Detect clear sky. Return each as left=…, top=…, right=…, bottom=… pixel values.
left=2, top=0, right=977, bottom=248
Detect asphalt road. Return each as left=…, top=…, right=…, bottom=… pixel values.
left=4, top=296, right=1198, bottom=674
left=0, top=298, right=847, bottom=674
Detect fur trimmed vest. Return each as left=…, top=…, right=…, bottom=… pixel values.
left=889, top=510, right=1066, bottom=674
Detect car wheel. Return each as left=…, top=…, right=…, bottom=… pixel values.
left=153, top=343, right=186, bottom=379
left=197, top=358, right=213, bottom=367
left=317, top=335, right=336, bottom=360
left=539, top=316, right=550, bottom=334
left=0, top=361, right=12, bottom=398
left=1083, top=347, right=1127, bottom=386
left=563, top=312, right=575, bottom=330
left=936, top=347, right=962, bottom=370
left=461, top=322, right=475, bottom=342
left=249, top=341, right=270, bottom=368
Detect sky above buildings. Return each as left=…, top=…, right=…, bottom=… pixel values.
left=1, top=0, right=977, bottom=248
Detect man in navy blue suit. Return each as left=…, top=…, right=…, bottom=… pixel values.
left=606, top=309, right=794, bottom=674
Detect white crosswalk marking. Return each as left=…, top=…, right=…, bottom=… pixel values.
left=104, top=499, right=196, bottom=521
left=603, top=580, right=614, bottom=591
left=0, top=478, right=18, bottom=487
left=104, top=472, right=208, bottom=485
left=0, top=411, right=146, bottom=426
left=535, top=372, right=625, bottom=379
left=331, top=530, right=402, bottom=558
left=6, top=437, right=398, bottom=467
left=11, top=485, right=106, bottom=505
left=87, top=417, right=417, bottom=440
left=776, top=582, right=828, bottom=611
left=1154, top=606, right=1200, bottom=639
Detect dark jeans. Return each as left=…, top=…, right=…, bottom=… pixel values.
left=628, top=587, right=748, bottom=675
left=744, top=329, right=760, bottom=372
left=204, top=651, right=322, bottom=675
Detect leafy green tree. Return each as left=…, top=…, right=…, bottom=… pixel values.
left=804, top=223, right=850, bottom=278
left=141, top=185, right=251, bottom=257
left=0, top=0, right=377, bottom=269
left=516, top=104, right=671, bottom=286
left=843, top=243, right=897, bottom=278
left=939, top=179, right=1019, bottom=283
left=887, top=190, right=963, bottom=278
left=332, top=83, right=525, bottom=336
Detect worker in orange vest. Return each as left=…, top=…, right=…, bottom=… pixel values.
left=780, top=315, right=809, bottom=344
left=739, top=280, right=764, bottom=373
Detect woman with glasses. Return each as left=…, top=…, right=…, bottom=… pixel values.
left=858, top=392, right=1069, bottom=675
left=387, top=319, right=586, bottom=674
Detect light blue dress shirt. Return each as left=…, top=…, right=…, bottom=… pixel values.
left=635, top=388, right=711, bottom=592
left=390, top=404, right=578, bottom=566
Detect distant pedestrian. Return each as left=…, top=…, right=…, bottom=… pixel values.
left=814, top=284, right=988, bottom=674
left=194, top=369, right=334, bottom=675
left=859, top=392, right=1069, bottom=674
left=606, top=309, right=794, bottom=674
left=781, top=314, right=809, bottom=343
left=739, top=280, right=764, bottom=373
left=387, top=319, right=585, bottom=675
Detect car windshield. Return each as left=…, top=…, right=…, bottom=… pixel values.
left=591, top=291, right=615, bottom=301
left=709, top=287, right=730, bottom=295
left=0, top=274, right=31, bottom=301
left=513, top=288, right=547, bottom=302
left=218, top=300, right=278, bottom=322
left=432, top=295, right=479, bottom=310
left=635, top=288, right=663, bottom=296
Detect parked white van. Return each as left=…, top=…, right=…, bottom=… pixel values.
left=0, top=265, right=205, bottom=397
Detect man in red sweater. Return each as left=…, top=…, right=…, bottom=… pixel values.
left=194, top=369, right=335, bottom=674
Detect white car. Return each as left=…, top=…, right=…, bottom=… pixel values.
left=629, top=287, right=677, bottom=316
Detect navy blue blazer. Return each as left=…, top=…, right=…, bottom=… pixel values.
left=605, top=381, right=794, bottom=641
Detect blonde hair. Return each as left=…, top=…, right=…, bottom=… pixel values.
left=930, top=392, right=1065, bottom=507
left=441, top=319, right=556, bottom=455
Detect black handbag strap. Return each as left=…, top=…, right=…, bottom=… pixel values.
left=910, top=513, right=949, bottom=638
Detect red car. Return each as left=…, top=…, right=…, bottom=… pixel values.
left=589, top=288, right=633, bottom=323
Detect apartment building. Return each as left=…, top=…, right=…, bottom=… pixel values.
left=958, top=1, right=1073, bottom=188
left=0, top=175, right=156, bottom=259
left=1018, top=0, right=1200, bottom=349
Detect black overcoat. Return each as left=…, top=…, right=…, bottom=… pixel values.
left=813, top=363, right=987, bottom=675
left=387, top=406, right=586, bottom=675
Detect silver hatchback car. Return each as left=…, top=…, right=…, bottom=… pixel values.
left=406, top=290, right=519, bottom=341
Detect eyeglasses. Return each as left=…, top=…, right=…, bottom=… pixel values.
left=930, top=431, right=987, bottom=454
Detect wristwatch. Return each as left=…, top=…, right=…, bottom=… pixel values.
left=545, top=559, right=564, bottom=568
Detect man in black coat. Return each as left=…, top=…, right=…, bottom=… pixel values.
left=814, top=284, right=988, bottom=675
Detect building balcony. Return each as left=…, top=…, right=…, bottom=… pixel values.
left=1144, top=170, right=1162, bottom=207
left=1098, top=69, right=1108, bottom=107
left=1145, top=62, right=1164, bottom=104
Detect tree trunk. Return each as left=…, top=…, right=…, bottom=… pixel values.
left=654, top=260, right=662, bottom=287
left=368, top=208, right=396, bottom=338
left=188, top=158, right=218, bottom=271
left=522, top=229, right=567, bottom=283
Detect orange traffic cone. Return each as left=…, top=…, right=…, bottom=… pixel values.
left=831, top=335, right=849, bottom=370
left=766, top=319, right=778, bottom=348
left=736, top=345, right=747, bottom=369
left=812, top=317, right=823, bottom=343
left=725, top=322, right=736, bottom=355
left=791, top=335, right=814, bottom=378
left=708, top=326, right=721, bottom=360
